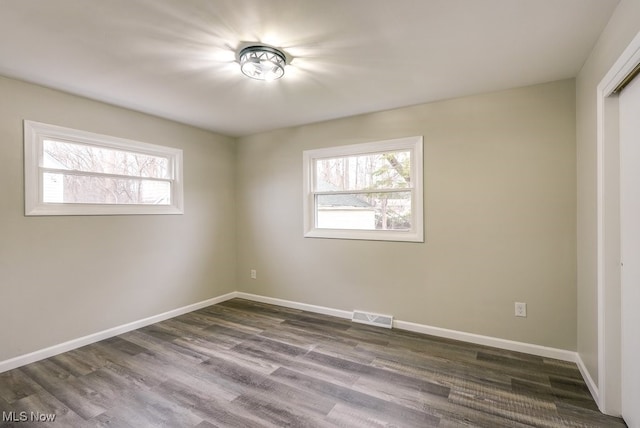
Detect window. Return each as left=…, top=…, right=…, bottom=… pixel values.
left=303, top=136, right=423, bottom=242
left=24, top=120, right=183, bottom=216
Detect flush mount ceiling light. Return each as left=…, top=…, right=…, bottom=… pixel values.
left=238, top=45, right=287, bottom=81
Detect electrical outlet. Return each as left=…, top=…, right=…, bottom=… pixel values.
left=515, top=302, right=527, bottom=317
left=250, top=269, right=257, bottom=279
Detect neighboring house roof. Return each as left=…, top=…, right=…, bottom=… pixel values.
left=317, top=180, right=372, bottom=208
left=318, top=193, right=372, bottom=208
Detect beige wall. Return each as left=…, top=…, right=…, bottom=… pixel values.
left=0, top=76, right=237, bottom=362
left=236, top=79, right=577, bottom=350
left=576, top=0, right=640, bottom=410
left=0, top=67, right=582, bottom=364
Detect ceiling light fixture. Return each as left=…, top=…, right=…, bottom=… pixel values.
left=238, top=45, right=287, bottom=81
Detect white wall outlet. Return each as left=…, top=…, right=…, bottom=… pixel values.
left=515, top=302, right=527, bottom=317
left=250, top=269, right=257, bottom=279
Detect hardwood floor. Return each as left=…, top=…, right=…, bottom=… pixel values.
left=0, top=299, right=626, bottom=427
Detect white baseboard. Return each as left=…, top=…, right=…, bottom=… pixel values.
left=0, top=292, right=238, bottom=374
left=235, top=292, right=353, bottom=319
left=394, top=319, right=577, bottom=362
left=234, top=292, right=577, bottom=362
left=1, top=291, right=581, bottom=387
left=576, top=353, right=600, bottom=408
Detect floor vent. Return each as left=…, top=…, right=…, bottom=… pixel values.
left=352, top=310, right=393, bottom=329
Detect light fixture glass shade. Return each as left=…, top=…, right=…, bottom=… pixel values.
left=239, top=45, right=286, bottom=81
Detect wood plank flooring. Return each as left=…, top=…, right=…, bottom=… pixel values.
left=0, top=299, right=627, bottom=427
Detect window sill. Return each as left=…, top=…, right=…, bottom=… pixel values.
left=304, top=228, right=424, bottom=243
left=25, top=203, right=183, bottom=216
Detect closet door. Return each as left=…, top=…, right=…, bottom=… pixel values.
left=620, top=69, right=640, bottom=427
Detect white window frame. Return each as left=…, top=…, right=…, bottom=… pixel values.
left=24, top=120, right=184, bottom=216
left=303, top=136, right=424, bottom=242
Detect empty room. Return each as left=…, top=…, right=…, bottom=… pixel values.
left=1, top=0, right=639, bottom=426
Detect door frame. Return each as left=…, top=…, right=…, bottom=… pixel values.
left=596, top=30, right=640, bottom=415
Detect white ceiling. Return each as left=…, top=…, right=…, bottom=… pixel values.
left=0, top=0, right=619, bottom=137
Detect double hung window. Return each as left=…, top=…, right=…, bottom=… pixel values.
left=303, top=136, right=423, bottom=242
left=24, top=120, right=183, bottom=216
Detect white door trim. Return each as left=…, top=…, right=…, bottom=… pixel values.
left=596, top=30, right=640, bottom=415
left=618, top=70, right=640, bottom=428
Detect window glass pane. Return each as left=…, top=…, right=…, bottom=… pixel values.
left=316, top=191, right=411, bottom=230
left=43, top=140, right=169, bottom=179
left=315, top=150, right=411, bottom=191
left=43, top=172, right=171, bottom=205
